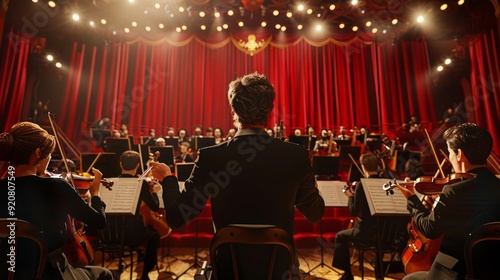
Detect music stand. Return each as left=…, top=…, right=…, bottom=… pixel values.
left=335, top=139, right=352, bottom=148
left=165, top=138, right=180, bottom=151
left=194, top=137, right=216, bottom=151
left=140, top=136, right=156, bottom=146
left=312, top=155, right=340, bottom=180
left=338, top=146, right=362, bottom=174
left=148, top=146, right=175, bottom=169
left=306, top=181, right=346, bottom=275
left=80, top=152, right=120, bottom=177
left=103, top=137, right=131, bottom=156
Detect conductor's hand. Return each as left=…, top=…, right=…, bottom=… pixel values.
left=397, top=177, right=415, bottom=199
left=150, top=161, right=172, bottom=182
left=89, top=167, right=102, bottom=197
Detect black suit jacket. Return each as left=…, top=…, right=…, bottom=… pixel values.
left=161, top=128, right=324, bottom=278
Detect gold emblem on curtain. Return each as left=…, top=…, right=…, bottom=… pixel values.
left=238, top=34, right=264, bottom=56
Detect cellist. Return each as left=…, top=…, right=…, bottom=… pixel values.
left=396, top=123, right=500, bottom=279
left=0, top=122, right=112, bottom=280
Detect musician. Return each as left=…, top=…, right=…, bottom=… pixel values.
left=174, top=141, right=194, bottom=162
left=90, top=117, right=111, bottom=129
left=177, top=129, right=189, bottom=144
left=332, top=153, right=388, bottom=280
left=155, top=137, right=166, bottom=147
left=151, top=72, right=324, bottom=279
left=213, top=127, right=224, bottom=144
left=396, top=123, right=500, bottom=279
left=118, top=150, right=161, bottom=280
left=225, top=127, right=236, bottom=140
left=193, top=125, right=203, bottom=138
left=0, top=122, right=112, bottom=280
left=337, top=126, right=351, bottom=140
left=313, top=129, right=330, bottom=155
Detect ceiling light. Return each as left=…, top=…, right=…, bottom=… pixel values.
left=32, top=0, right=39, bottom=3
left=101, top=19, right=107, bottom=25
left=179, top=7, right=185, bottom=12
left=351, top=0, right=358, bottom=5
left=131, top=21, right=137, bottom=27
left=223, top=24, right=228, bottom=29
left=154, top=3, right=160, bottom=9
left=217, top=26, right=222, bottom=31
left=417, top=15, right=424, bottom=23
left=366, top=21, right=372, bottom=27
left=124, top=27, right=130, bottom=33
left=55, top=62, right=62, bottom=68
left=275, top=24, right=281, bottom=29
left=199, top=11, right=205, bottom=17
left=339, top=23, right=345, bottom=29
left=261, top=21, right=267, bottom=27
left=440, top=4, right=448, bottom=10
left=273, top=10, right=279, bottom=16
left=89, top=21, right=95, bottom=27
left=145, top=26, right=151, bottom=32
left=181, top=25, right=187, bottom=30
left=47, top=54, right=54, bottom=61
left=228, top=10, right=234, bottom=16
left=437, top=65, right=444, bottom=72
left=286, top=11, right=292, bottom=18
left=382, top=29, right=387, bottom=34
left=306, top=8, right=313, bottom=14
left=214, top=11, right=220, bottom=17
left=48, top=1, right=56, bottom=8
left=201, top=25, right=206, bottom=30
left=112, top=31, right=116, bottom=35
left=238, top=21, right=244, bottom=27
left=444, top=58, right=452, bottom=65
left=392, top=19, right=398, bottom=25
left=352, top=26, right=358, bottom=31
left=297, top=4, right=304, bottom=11
left=297, top=24, right=303, bottom=30
left=458, top=0, right=465, bottom=5
left=281, top=26, right=286, bottom=31
left=329, top=4, right=335, bottom=10
left=315, top=24, right=322, bottom=31
left=372, top=28, right=378, bottom=33
left=128, top=0, right=134, bottom=3
left=72, top=14, right=79, bottom=21
left=176, top=27, right=181, bottom=32
left=158, top=23, right=164, bottom=29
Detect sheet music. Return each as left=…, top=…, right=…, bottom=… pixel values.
left=361, top=178, right=410, bottom=216
left=317, top=180, right=349, bottom=207
left=99, top=177, right=142, bottom=214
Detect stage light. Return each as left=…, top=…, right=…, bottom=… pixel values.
left=392, top=19, right=398, bottom=25
left=223, top=24, right=228, bottom=29
left=306, top=8, right=313, bottom=14
left=440, top=4, right=448, bottom=10
left=201, top=25, right=206, bottom=30
left=297, top=4, right=304, bottom=11
left=329, top=4, right=335, bottom=10
left=101, top=19, right=107, bottom=25
left=281, top=26, right=286, bottom=31
left=89, top=21, right=95, bottom=27
left=228, top=10, right=234, bottom=16
left=458, top=0, right=465, bottom=5
left=261, top=21, right=267, bottom=27
left=145, top=26, right=151, bottom=32
left=159, top=23, right=164, bottom=29
left=179, top=7, right=185, bottom=12
left=48, top=1, right=56, bottom=8
left=176, top=27, right=181, bottom=32
left=128, top=0, right=134, bottom=3
left=352, top=26, right=358, bottom=31
left=112, top=31, right=116, bottom=35
left=55, top=62, right=62, bottom=68
left=47, top=54, right=54, bottom=61
left=132, top=21, right=137, bottom=27
left=199, top=11, right=205, bottom=17
left=273, top=10, right=279, bottom=16
left=124, top=27, right=130, bottom=33
left=315, top=24, right=322, bottom=31
left=155, top=3, right=160, bottom=9
left=286, top=11, right=292, bottom=18
left=214, top=10, right=220, bottom=17
left=366, top=21, right=372, bottom=27
left=372, top=28, right=378, bottom=33
left=417, top=15, right=424, bottom=23
left=437, top=65, right=444, bottom=72
left=181, top=25, right=187, bottom=30
left=32, top=0, right=38, bottom=3
left=382, top=29, right=387, bottom=34
left=72, top=14, right=80, bottom=21
left=297, top=24, right=303, bottom=30
left=275, top=24, right=281, bottom=29
left=217, top=26, right=222, bottom=31
left=238, top=21, right=244, bottom=27
left=445, top=58, right=452, bottom=65
left=352, top=0, right=358, bottom=6
left=339, top=23, right=345, bottom=29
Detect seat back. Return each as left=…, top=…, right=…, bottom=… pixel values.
left=0, top=219, right=47, bottom=280
left=210, top=225, right=295, bottom=280
left=464, top=221, right=500, bottom=279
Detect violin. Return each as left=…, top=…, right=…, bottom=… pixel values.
left=382, top=173, right=475, bottom=195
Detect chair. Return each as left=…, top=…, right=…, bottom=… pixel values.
left=209, top=225, right=296, bottom=280
left=351, top=216, right=409, bottom=279
left=0, top=219, right=48, bottom=280
left=93, top=215, right=135, bottom=279
left=464, top=221, right=500, bottom=280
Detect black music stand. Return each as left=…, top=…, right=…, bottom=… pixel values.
left=103, top=137, right=131, bottom=156
left=80, top=152, right=120, bottom=177
left=165, top=138, right=180, bottom=151
left=147, top=146, right=175, bottom=169
left=312, top=155, right=340, bottom=180
left=194, top=137, right=216, bottom=151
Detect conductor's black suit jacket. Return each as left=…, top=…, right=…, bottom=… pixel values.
left=161, top=128, right=325, bottom=279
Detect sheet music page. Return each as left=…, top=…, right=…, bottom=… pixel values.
left=361, top=178, right=410, bottom=216
left=99, top=177, right=142, bottom=214
left=317, top=180, right=349, bottom=207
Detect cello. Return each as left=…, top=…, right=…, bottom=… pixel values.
left=47, top=113, right=96, bottom=267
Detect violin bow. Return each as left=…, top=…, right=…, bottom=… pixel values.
left=85, top=152, right=102, bottom=174
left=348, top=153, right=364, bottom=176
left=48, top=112, right=76, bottom=187
left=424, top=128, right=445, bottom=178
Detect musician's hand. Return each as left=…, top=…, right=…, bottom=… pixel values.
left=89, top=167, right=102, bottom=197
left=422, top=194, right=438, bottom=211
left=150, top=162, right=172, bottom=181
left=151, top=182, right=162, bottom=193
left=396, top=177, right=415, bottom=199
left=344, top=189, right=353, bottom=197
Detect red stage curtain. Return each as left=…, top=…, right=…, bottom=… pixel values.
left=51, top=37, right=434, bottom=146
left=468, top=30, right=500, bottom=155
left=0, top=29, right=29, bottom=131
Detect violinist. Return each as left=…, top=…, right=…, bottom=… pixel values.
left=0, top=122, right=112, bottom=280
left=313, top=129, right=330, bottom=155
left=332, top=153, right=391, bottom=280
left=118, top=150, right=161, bottom=280
left=396, top=123, right=500, bottom=280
